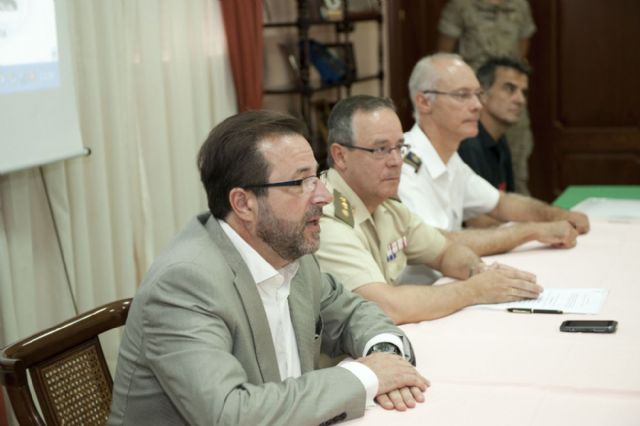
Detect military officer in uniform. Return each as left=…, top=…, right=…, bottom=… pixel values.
left=316, top=95, right=542, bottom=324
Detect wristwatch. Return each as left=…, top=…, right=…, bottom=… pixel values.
left=367, top=340, right=416, bottom=366
left=367, top=342, right=401, bottom=356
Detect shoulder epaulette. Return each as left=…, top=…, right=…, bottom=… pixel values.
left=333, top=189, right=354, bottom=227
left=403, top=151, right=422, bottom=173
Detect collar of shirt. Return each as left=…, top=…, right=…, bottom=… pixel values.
left=406, top=124, right=448, bottom=180
left=324, top=168, right=382, bottom=228
left=477, top=122, right=509, bottom=151
left=218, top=219, right=302, bottom=379
left=218, top=219, right=299, bottom=294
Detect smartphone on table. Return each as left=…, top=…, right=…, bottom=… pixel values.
left=559, top=320, right=617, bottom=333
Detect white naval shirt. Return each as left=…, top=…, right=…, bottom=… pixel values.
left=397, top=124, right=500, bottom=284
left=399, top=123, right=500, bottom=231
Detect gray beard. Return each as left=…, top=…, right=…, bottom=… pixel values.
left=256, top=199, right=322, bottom=262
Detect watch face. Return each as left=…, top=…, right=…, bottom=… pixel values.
left=370, top=342, right=400, bottom=355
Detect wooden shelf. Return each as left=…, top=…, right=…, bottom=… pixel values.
left=262, top=0, right=384, bottom=166
left=264, top=72, right=383, bottom=95
left=264, top=13, right=382, bottom=29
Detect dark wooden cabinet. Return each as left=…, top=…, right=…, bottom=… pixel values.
left=386, top=0, right=448, bottom=131
left=527, top=0, right=640, bottom=200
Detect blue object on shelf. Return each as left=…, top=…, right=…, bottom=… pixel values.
left=305, top=39, right=348, bottom=84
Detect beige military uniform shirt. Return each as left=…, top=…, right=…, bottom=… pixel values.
left=316, top=169, right=447, bottom=292
left=438, top=0, right=536, bottom=70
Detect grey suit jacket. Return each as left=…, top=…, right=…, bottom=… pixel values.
left=108, top=213, right=406, bottom=426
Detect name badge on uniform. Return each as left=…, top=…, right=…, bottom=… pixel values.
left=386, top=236, right=408, bottom=262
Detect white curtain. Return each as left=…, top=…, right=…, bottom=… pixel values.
left=0, top=0, right=236, bottom=421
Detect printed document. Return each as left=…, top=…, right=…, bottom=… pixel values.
left=472, top=288, right=608, bottom=314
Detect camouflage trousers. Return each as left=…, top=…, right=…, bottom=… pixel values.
left=505, top=108, right=533, bottom=195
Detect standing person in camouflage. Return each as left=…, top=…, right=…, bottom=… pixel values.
left=437, top=0, right=536, bottom=195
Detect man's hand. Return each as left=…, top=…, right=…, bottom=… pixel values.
left=358, top=352, right=430, bottom=410
left=376, top=386, right=425, bottom=411
left=566, top=211, right=590, bottom=234
left=467, top=263, right=542, bottom=304
left=534, top=221, right=579, bottom=248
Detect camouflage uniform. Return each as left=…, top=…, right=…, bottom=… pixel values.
left=438, top=0, right=536, bottom=194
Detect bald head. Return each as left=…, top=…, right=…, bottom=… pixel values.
left=408, top=54, right=483, bottom=158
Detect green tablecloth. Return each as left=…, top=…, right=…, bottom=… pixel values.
left=553, top=185, right=640, bottom=209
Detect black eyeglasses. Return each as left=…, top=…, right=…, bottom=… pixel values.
left=422, top=89, right=484, bottom=103
left=244, top=170, right=327, bottom=194
left=337, top=142, right=409, bottom=159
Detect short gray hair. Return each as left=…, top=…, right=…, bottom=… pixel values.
left=326, top=95, right=396, bottom=165
left=408, top=53, right=463, bottom=119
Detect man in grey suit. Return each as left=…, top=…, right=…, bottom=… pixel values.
left=108, top=111, right=428, bottom=426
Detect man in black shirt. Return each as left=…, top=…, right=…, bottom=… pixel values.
left=458, top=57, right=530, bottom=192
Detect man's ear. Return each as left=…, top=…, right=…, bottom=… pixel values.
left=229, top=187, right=257, bottom=221
left=330, top=143, right=347, bottom=170
left=415, top=92, right=433, bottom=115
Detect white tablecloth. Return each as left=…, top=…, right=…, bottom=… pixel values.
left=347, top=220, right=640, bottom=425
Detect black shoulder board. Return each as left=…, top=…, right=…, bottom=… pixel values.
left=403, top=151, right=422, bottom=173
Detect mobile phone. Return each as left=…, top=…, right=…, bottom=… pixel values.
left=559, top=320, right=617, bottom=333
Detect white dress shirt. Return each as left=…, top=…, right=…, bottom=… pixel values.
left=219, top=220, right=404, bottom=406
left=399, top=124, right=500, bottom=231
left=397, top=124, right=500, bottom=284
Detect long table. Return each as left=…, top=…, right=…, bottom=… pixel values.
left=346, top=219, right=640, bottom=425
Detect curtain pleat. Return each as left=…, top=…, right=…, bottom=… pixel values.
left=221, top=0, right=264, bottom=111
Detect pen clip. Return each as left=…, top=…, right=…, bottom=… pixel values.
left=507, top=308, right=531, bottom=313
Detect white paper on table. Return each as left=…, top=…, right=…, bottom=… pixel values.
left=572, top=197, right=640, bottom=221
left=471, top=288, right=609, bottom=314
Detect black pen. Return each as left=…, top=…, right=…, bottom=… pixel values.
left=507, top=308, right=563, bottom=314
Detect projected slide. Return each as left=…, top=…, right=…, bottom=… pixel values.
left=0, top=0, right=86, bottom=174
left=0, top=0, right=60, bottom=93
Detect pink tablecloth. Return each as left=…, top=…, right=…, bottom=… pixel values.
left=347, top=220, right=640, bottom=425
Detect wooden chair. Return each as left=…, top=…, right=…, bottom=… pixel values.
left=0, top=299, right=132, bottom=426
